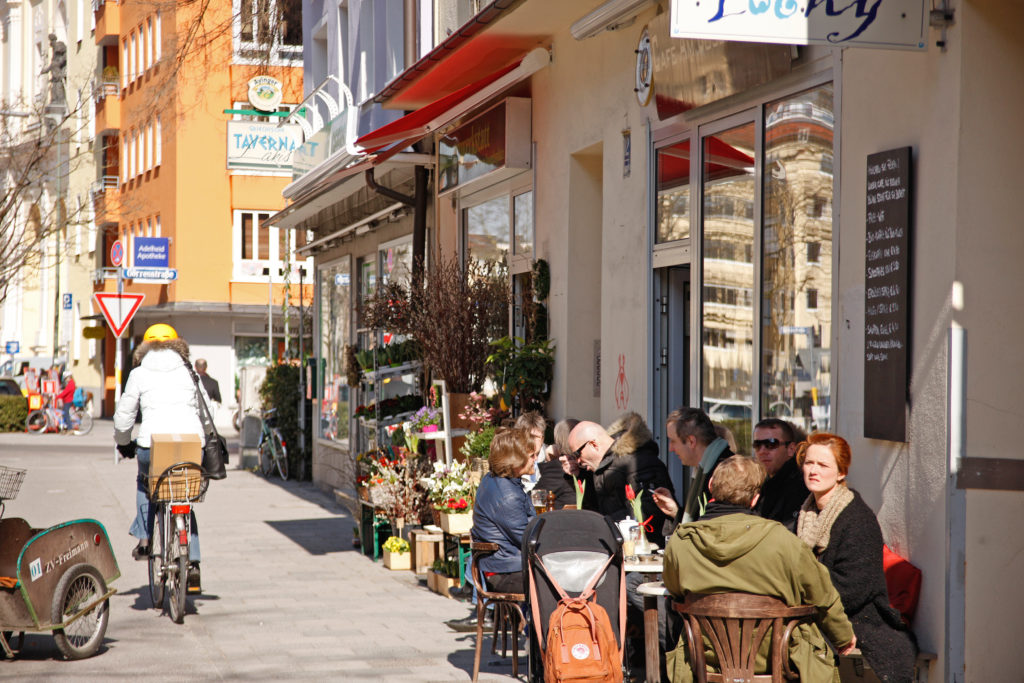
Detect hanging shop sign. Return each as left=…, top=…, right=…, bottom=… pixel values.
left=438, top=98, right=532, bottom=195
left=670, top=0, right=928, bottom=50
left=227, top=120, right=304, bottom=172
left=247, top=76, right=284, bottom=112
left=863, top=146, right=912, bottom=442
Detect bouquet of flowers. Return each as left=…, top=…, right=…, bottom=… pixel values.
left=422, top=460, right=475, bottom=513
left=357, top=448, right=430, bottom=527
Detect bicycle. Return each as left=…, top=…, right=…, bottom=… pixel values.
left=257, top=408, right=289, bottom=480
left=147, top=462, right=208, bottom=624
left=26, top=396, right=93, bottom=436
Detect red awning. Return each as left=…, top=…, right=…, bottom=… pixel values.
left=356, top=60, right=521, bottom=153
left=355, top=47, right=549, bottom=155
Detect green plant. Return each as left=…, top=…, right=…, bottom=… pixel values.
left=432, top=557, right=460, bottom=578
left=0, top=396, right=28, bottom=432
left=532, top=259, right=550, bottom=300
left=486, top=336, right=555, bottom=414
left=383, top=536, right=410, bottom=553
left=259, top=364, right=309, bottom=478
left=459, top=424, right=495, bottom=460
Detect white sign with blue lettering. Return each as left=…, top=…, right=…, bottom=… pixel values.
left=5, top=341, right=18, bottom=354
left=62, top=293, right=73, bottom=310
left=671, top=0, right=928, bottom=50
left=227, top=121, right=304, bottom=171
left=124, top=267, right=178, bottom=281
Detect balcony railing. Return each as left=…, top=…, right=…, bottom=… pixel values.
left=91, top=175, right=120, bottom=197
left=93, top=77, right=120, bottom=101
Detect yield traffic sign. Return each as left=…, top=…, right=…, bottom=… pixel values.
left=93, top=292, right=145, bottom=337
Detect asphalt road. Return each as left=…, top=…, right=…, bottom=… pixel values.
left=0, top=420, right=522, bottom=680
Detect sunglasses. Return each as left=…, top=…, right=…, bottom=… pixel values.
left=569, top=440, right=592, bottom=462
left=752, top=438, right=791, bottom=450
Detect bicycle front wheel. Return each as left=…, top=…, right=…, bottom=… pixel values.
left=148, top=508, right=165, bottom=609
left=26, top=410, right=49, bottom=434
left=168, top=543, right=187, bottom=624
left=71, top=409, right=94, bottom=436
left=271, top=430, right=288, bottom=480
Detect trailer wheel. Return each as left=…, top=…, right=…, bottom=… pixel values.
left=51, top=563, right=109, bottom=660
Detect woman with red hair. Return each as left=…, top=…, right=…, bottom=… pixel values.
left=796, top=433, right=915, bottom=682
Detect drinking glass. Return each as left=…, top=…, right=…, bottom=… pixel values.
left=530, top=489, right=548, bottom=515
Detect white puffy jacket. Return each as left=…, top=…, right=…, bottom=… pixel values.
left=114, top=342, right=209, bottom=448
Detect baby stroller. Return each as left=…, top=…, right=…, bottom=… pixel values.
left=522, top=509, right=627, bottom=682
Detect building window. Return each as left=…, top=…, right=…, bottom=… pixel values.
left=656, top=139, right=690, bottom=243
left=121, top=39, right=128, bottom=88
left=155, top=13, right=162, bottom=61
left=155, top=116, right=162, bottom=166
left=234, top=210, right=313, bottom=281
left=129, top=31, right=137, bottom=82
left=806, top=288, right=819, bottom=311
left=235, top=0, right=302, bottom=63
left=807, top=241, right=821, bottom=264
left=146, top=18, right=154, bottom=69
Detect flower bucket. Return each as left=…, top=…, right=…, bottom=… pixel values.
left=440, top=511, right=473, bottom=535
left=421, top=424, right=439, bottom=433
left=383, top=549, right=411, bottom=570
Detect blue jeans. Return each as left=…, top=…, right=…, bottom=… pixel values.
left=131, top=447, right=200, bottom=562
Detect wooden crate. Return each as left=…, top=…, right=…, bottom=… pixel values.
left=383, top=549, right=411, bottom=570
left=427, top=569, right=460, bottom=598
left=410, top=529, right=443, bottom=574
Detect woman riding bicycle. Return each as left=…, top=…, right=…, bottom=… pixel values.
left=113, top=323, right=209, bottom=592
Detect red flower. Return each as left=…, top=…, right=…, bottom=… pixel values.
left=577, top=478, right=585, bottom=493
left=625, top=484, right=636, bottom=501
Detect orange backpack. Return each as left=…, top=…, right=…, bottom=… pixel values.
left=531, top=554, right=624, bottom=683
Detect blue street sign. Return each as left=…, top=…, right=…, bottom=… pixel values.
left=133, top=237, right=170, bottom=268
left=4, top=341, right=18, bottom=354
left=62, top=293, right=73, bottom=310
left=123, top=267, right=178, bottom=281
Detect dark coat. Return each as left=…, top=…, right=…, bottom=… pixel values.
left=199, top=373, right=222, bottom=403
left=817, top=491, right=916, bottom=683
left=534, top=458, right=578, bottom=510
left=471, top=473, right=535, bottom=574
left=756, top=456, right=809, bottom=532
left=590, top=413, right=675, bottom=546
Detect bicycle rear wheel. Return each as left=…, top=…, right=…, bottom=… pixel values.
left=271, top=430, right=288, bottom=480
left=168, top=541, right=187, bottom=624
left=26, top=410, right=49, bottom=434
left=72, top=409, right=94, bottom=435
left=258, top=440, right=274, bottom=477
left=148, top=508, right=165, bottom=609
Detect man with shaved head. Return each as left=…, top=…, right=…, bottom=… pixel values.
left=565, top=412, right=674, bottom=547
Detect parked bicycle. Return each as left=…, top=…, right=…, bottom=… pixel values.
left=257, top=408, right=288, bottom=480
left=147, top=462, right=208, bottom=624
left=26, top=396, right=93, bottom=436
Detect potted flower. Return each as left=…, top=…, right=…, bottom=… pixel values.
left=423, top=460, right=475, bottom=534
left=382, top=536, right=411, bottom=570
left=410, top=405, right=441, bottom=433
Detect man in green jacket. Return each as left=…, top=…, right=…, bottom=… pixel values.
left=664, top=455, right=856, bottom=683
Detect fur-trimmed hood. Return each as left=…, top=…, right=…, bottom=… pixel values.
left=132, top=338, right=190, bottom=367
left=607, top=412, right=654, bottom=457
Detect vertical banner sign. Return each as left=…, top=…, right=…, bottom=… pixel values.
left=864, top=147, right=912, bottom=442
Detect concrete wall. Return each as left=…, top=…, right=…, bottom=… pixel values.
left=836, top=18, right=963, bottom=676
left=955, top=2, right=1024, bottom=678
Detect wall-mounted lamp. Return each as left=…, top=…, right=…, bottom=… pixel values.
left=570, top=0, right=655, bottom=40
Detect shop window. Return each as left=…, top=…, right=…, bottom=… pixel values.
left=761, top=83, right=834, bottom=432
left=465, top=195, right=510, bottom=267
left=656, top=139, right=690, bottom=243
left=318, top=258, right=351, bottom=443
left=512, top=190, right=534, bottom=271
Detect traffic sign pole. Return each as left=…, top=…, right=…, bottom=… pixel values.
left=115, top=267, right=123, bottom=407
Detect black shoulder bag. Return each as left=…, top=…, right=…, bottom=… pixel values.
left=185, top=360, right=228, bottom=480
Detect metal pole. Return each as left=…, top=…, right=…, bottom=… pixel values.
left=114, top=267, right=123, bottom=465
left=298, top=266, right=305, bottom=466
left=52, top=128, right=61, bottom=357
left=266, top=267, right=273, bottom=362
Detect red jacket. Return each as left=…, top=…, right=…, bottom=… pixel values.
left=58, top=377, right=76, bottom=404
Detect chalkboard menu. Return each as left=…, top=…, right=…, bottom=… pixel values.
left=864, top=147, right=912, bottom=441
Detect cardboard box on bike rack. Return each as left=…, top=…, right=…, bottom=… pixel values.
left=149, top=433, right=202, bottom=497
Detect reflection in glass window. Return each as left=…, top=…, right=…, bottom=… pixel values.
left=319, top=259, right=351, bottom=442
left=701, top=123, right=755, bottom=453
left=762, top=83, right=833, bottom=433
left=465, top=196, right=510, bottom=266
left=657, top=139, right=690, bottom=243
left=513, top=191, right=534, bottom=258
left=379, top=239, right=413, bottom=288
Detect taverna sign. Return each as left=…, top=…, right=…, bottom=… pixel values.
left=671, top=0, right=928, bottom=50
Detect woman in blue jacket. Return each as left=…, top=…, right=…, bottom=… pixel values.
left=471, top=427, right=538, bottom=594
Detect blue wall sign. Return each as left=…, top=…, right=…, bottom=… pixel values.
left=5, top=341, right=18, bottom=354
left=134, top=237, right=170, bottom=268
left=62, top=293, right=73, bottom=310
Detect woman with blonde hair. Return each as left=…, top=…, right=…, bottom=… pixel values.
left=796, top=433, right=915, bottom=682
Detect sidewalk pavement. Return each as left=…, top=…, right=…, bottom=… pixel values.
left=0, top=420, right=524, bottom=680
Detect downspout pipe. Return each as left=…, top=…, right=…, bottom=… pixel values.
left=365, top=168, right=415, bottom=207
left=364, top=165, right=428, bottom=288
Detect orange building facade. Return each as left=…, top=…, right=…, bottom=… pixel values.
left=92, top=0, right=309, bottom=419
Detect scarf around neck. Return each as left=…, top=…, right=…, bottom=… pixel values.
left=796, top=485, right=854, bottom=554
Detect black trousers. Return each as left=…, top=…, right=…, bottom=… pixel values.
left=485, top=570, right=524, bottom=594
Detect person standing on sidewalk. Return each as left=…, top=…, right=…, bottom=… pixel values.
left=114, top=322, right=209, bottom=592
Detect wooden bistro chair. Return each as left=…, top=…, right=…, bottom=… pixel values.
left=671, top=593, right=817, bottom=683
left=470, top=542, right=526, bottom=682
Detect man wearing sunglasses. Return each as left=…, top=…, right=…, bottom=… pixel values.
left=751, top=418, right=808, bottom=532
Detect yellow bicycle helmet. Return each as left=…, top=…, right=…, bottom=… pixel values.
left=143, top=323, right=178, bottom=341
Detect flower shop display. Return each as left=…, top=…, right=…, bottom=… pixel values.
left=356, top=447, right=431, bottom=530
left=428, top=558, right=462, bottom=597
left=382, top=536, right=411, bottom=570
left=409, top=405, right=441, bottom=433
left=353, top=394, right=423, bottom=422
left=485, top=335, right=555, bottom=414
left=423, top=460, right=475, bottom=532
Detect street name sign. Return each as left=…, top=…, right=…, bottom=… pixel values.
left=94, top=292, right=145, bottom=337
left=123, top=267, right=178, bottom=281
